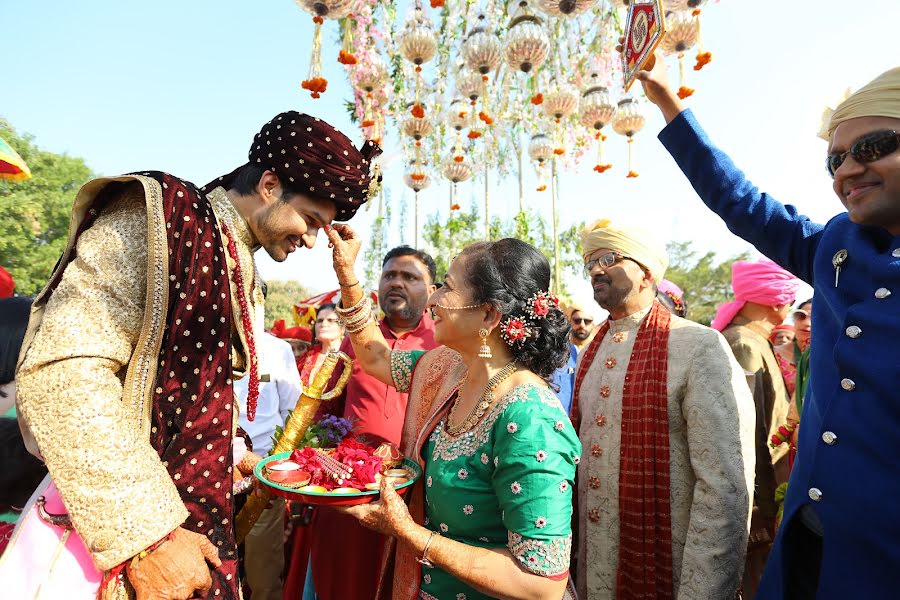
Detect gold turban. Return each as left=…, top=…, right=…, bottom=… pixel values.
left=828, top=66, right=900, bottom=138
left=579, top=218, right=669, bottom=283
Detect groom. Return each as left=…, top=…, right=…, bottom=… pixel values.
left=14, top=112, right=380, bottom=599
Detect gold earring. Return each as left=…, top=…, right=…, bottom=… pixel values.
left=478, top=328, right=493, bottom=359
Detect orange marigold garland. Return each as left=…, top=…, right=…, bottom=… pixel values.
left=478, top=111, right=493, bottom=125
left=675, top=52, right=695, bottom=99
left=411, top=103, right=425, bottom=118
left=301, top=78, right=328, bottom=99
left=530, top=93, right=544, bottom=105
left=677, top=85, right=695, bottom=99
left=593, top=132, right=612, bottom=173
left=430, top=0, right=445, bottom=7
left=302, top=16, right=328, bottom=98
left=338, top=50, right=358, bottom=65
left=694, top=51, right=712, bottom=70
left=467, top=130, right=482, bottom=140
left=625, top=138, right=638, bottom=178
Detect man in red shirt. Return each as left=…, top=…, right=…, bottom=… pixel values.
left=309, top=245, right=438, bottom=600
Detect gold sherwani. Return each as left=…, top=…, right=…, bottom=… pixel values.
left=575, top=307, right=756, bottom=600
left=15, top=179, right=261, bottom=571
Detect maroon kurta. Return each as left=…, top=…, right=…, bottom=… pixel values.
left=309, top=315, right=437, bottom=600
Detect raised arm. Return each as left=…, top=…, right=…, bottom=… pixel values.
left=632, top=53, right=825, bottom=283
left=324, top=224, right=394, bottom=387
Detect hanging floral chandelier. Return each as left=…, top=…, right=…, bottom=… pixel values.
left=291, top=0, right=723, bottom=195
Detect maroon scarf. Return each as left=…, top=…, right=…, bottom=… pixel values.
left=37, top=173, right=239, bottom=598
left=572, top=300, right=673, bottom=599
left=143, top=172, right=239, bottom=598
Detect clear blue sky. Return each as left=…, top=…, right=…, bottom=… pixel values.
left=4, top=0, right=898, bottom=309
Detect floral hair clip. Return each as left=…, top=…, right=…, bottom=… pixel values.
left=524, top=290, right=560, bottom=320
left=500, top=317, right=532, bottom=347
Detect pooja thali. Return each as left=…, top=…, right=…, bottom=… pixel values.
left=254, top=450, right=422, bottom=506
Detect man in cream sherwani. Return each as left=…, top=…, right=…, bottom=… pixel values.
left=571, top=218, right=756, bottom=600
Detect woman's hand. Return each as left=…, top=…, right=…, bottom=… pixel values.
left=337, top=476, right=414, bottom=537
left=325, top=224, right=362, bottom=283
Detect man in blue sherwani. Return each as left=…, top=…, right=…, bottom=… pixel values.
left=631, top=56, right=900, bottom=599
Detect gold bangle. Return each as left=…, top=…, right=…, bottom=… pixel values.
left=416, top=530, right=440, bottom=568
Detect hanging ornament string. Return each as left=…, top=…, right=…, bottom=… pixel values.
left=302, top=16, right=327, bottom=98
left=593, top=131, right=612, bottom=173
left=338, top=18, right=358, bottom=65
left=677, top=52, right=694, bottom=99
left=626, top=136, right=638, bottom=178
left=221, top=221, right=260, bottom=421
left=693, top=9, right=713, bottom=71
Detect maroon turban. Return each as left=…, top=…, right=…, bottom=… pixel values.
left=207, top=112, right=382, bottom=221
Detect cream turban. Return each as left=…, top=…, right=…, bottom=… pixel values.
left=579, top=218, right=669, bottom=283
left=828, top=66, right=900, bottom=138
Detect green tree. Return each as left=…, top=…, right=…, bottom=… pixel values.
left=0, top=119, right=94, bottom=297
left=664, top=240, right=751, bottom=325
left=420, top=203, right=582, bottom=294
left=361, top=188, right=392, bottom=290
left=264, top=279, right=312, bottom=329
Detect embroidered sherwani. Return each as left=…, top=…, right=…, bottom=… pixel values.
left=14, top=176, right=261, bottom=596
left=575, top=307, right=756, bottom=599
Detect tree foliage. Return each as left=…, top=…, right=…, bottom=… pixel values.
left=419, top=203, right=582, bottom=294
left=264, top=279, right=312, bottom=329
left=0, top=119, right=94, bottom=297
left=664, top=240, right=751, bottom=325
left=361, top=188, right=392, bottom=290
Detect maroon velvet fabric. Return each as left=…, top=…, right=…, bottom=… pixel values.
left=143, top=171, right=239, bottom=599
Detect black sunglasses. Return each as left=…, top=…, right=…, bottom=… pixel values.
left=572, top=317, right=593, bottom=325
left=826, top=130, right=900, bottom=177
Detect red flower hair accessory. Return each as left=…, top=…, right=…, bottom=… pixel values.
left=500, top=318, right=531, bottom=347
left=525, top=291, right=560, bottom=320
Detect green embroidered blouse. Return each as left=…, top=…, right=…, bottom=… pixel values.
left=391, top=349, right=581, bottom=600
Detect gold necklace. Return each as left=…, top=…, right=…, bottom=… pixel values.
left=446, top=361, right=518, bottom=436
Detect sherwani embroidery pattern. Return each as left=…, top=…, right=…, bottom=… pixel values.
left=15, top=173, right=261, bottom=599
left=574, top=307, right=756, bottom=600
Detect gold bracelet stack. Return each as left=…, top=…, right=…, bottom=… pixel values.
left=336, top=287, right=374, bottom=334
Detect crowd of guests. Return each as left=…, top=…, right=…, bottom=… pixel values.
left=214, top=222, right=816, bottom=600
left=0, top=56, right=896, bottom=600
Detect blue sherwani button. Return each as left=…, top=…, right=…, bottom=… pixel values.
left=822, top=431, right=837, bottom=445
left=808, top=488, right=823, bottom=502
left=840, top=378, right=856, bottom=391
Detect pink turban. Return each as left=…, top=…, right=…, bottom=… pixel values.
left=711, top=259, right=800, bottom=332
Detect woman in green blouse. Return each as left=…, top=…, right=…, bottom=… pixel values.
left=324, top=224, right=580, bottom=600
